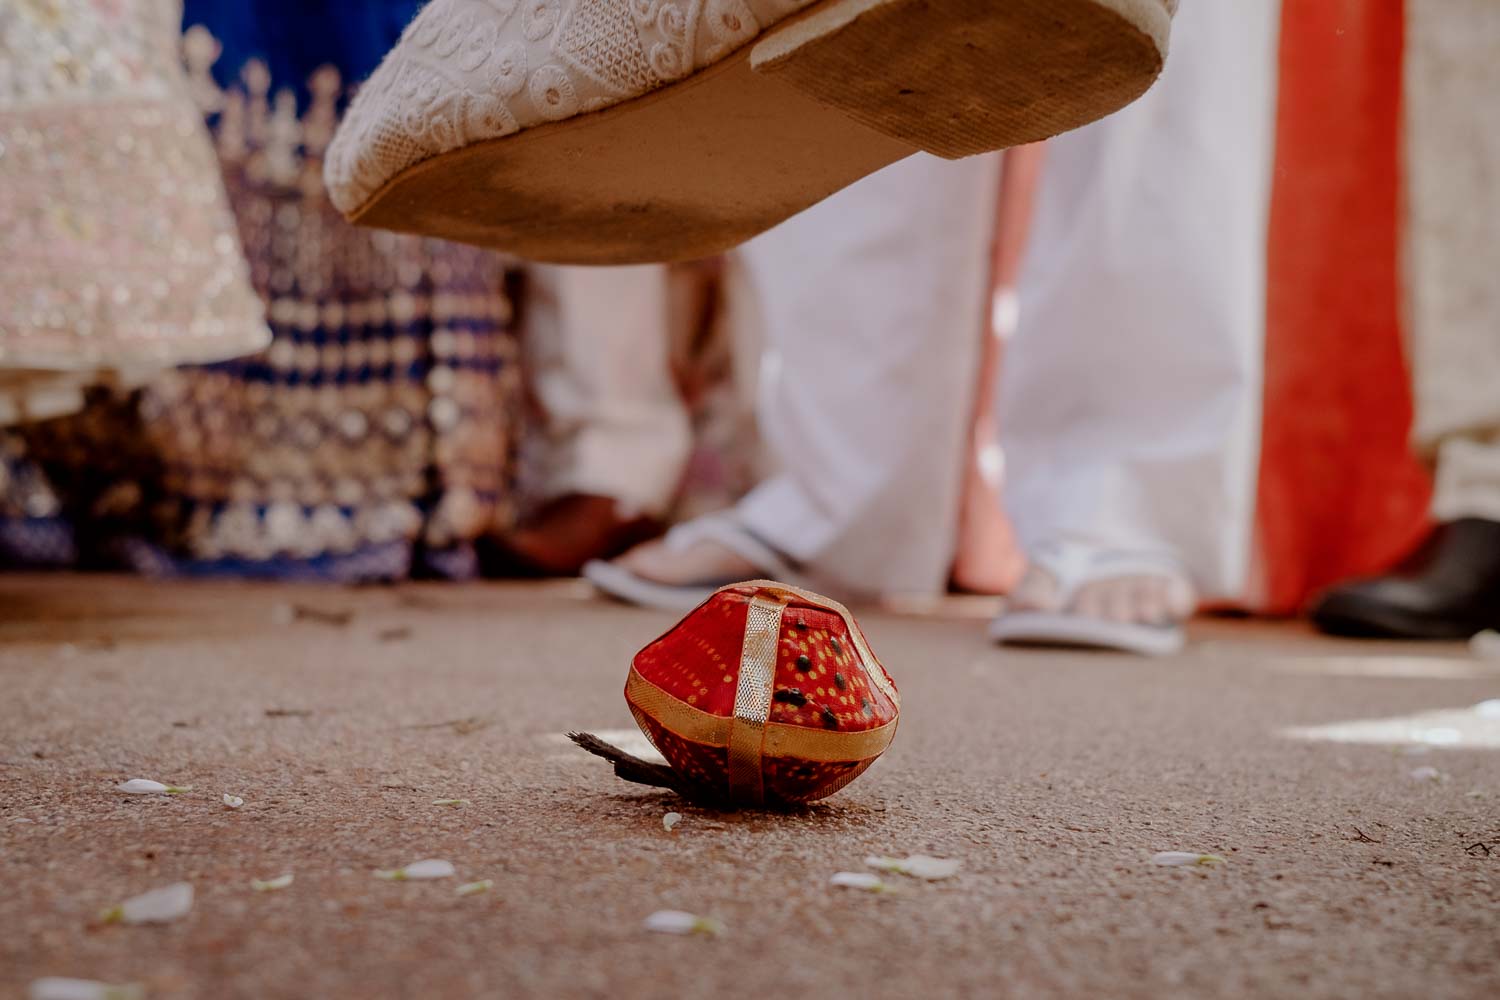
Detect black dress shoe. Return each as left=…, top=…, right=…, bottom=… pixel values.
left=1310, top=518, right=1500, bottom=639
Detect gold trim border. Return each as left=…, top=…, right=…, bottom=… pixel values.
left=626, top=668, right=898, bottom=763
left=726, top=595, right=784, bottom=804
left=734, top=580, right=900, bottom=709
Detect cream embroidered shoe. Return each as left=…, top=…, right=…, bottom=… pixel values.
left=326, top=0, right=1175, bottom=264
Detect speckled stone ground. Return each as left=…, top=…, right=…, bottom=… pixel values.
left=2, top=575, right=1498, bottom=999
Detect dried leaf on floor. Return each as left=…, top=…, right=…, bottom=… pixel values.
left=431, top=798, right=470, bottom=807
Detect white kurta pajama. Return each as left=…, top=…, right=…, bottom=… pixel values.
left=532, top=152, right=1000, bottom=599
left=997, top=0, right=1283, bottom=601
left=727, top=151, right=1001, bottom=599
left=522, top=264, right=693, bottom=518
left=1404, top=0, right=1500, bottom=523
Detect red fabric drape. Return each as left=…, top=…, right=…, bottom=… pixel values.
left=1254, top=0, right=1430, bottom=613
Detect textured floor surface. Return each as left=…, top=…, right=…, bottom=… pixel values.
left=2, top=575, right=1498, bottom=999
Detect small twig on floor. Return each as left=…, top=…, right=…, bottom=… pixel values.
left=377, top=626, right=413, bottom=642
left=265, top=708, right=314, bottom=718
left=1351, top=827, right=1383, bottom=844
left=1465, top=841, right=1494, bottom=857
left=568, top=731, right=685, bottom=793
left=274, top=603, right=354, bottom=627
left=403, top=715, right=493, bottom=735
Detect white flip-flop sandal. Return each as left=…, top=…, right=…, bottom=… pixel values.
left=988, top=542, right=1194, bottom=656
left=583, top=512, right=808, bottom=612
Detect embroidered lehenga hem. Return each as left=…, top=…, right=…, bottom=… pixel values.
left=0, top=0, right=269, bottom=414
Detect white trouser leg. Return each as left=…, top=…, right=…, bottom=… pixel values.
left=523, top=264, right=692, bottom=517
left=1404, top=1, right=1500, bottom=523
left=728, top=151, right=1000, bottom=598
left=998, top=0, right=1282, bottom=600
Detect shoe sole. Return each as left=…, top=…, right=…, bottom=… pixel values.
left=989, top=610, right=1186, bottom=656
left=350, top=0, right=1169, bottom=264
left=582, top=559, right=736, bottom=613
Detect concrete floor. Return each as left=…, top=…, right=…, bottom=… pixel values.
left=2, top=575, right=1498, bottom=999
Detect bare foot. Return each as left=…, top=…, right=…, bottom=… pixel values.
left=613, top=537, right=759, bottom=586
left=1010, top=564, right=1195, bottom=626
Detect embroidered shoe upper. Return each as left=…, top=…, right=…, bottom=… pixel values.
left=324, top=0, right=817, bottom=214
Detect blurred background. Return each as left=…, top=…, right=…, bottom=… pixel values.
left=2, top=0, right=1493, bottom=650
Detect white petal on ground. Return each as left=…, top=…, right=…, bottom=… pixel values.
left=1474, top=698, right=1500, bottom=719
left=222, top=794, right=244, bottom=809
left=456, top=879, right=493, bottom=896
left=28, top=978, right=144, bottom=1000
left=1409, top=766, right=1449, bottom=783
left=830, top=872, right=894, bottom=892
left=865, top=854, right=961, bottom=880
left=663, top=812, right=682, bottom=833
left=644, top=909, right=723, bottom=936
left=374, top=859, right=455, bottom=880
left=105, top=882, right=194, bottom=924
left=251, top=874, right=293, bottom=892
left=1151, top=852, right=1227, bottom=867
left=430, top=798, right=470, bottom=807
left=117, top=779, right=190, bottom=795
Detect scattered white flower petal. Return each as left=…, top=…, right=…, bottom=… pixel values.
left=1409, top=766, right=1449, bottom=783
left=1466, top=789, right=1487, bottom=799
left=102, top=882, right=194, bottom=924
left=456, top=879, right=493, bottom=896
left=28, top=978, right=144, bottom=1000
left=116, top=779, right=190, bottom=795
left=663, top=812, right=683, bottom=833
left=1469, top=630, right=1500, bottom=660
left=830, top=871, right=895, bottom=892
left=1473, top=698, right=1500, bottom=719
left=374, top=859, right=455, bottom=881
left=430, top=798, right=470, bottom=807
left=1151, top=852, right=1226, bottom=867
left=865, top=854, right=961, bottom=880
left=222, top=794, right=244, bottom=809
left=251, top=874, right=293, bottom=892
left=644, top=909, right=723, bottom=936
left=1415, top=727, right=1462, bottom=746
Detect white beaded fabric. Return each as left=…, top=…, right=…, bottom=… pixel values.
left=324, top=0, right=818, bottom=217
left=0, top=0, right=269, bottom=422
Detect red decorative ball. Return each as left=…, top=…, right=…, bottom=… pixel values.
left=625, top=581, right=900, bottom=806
